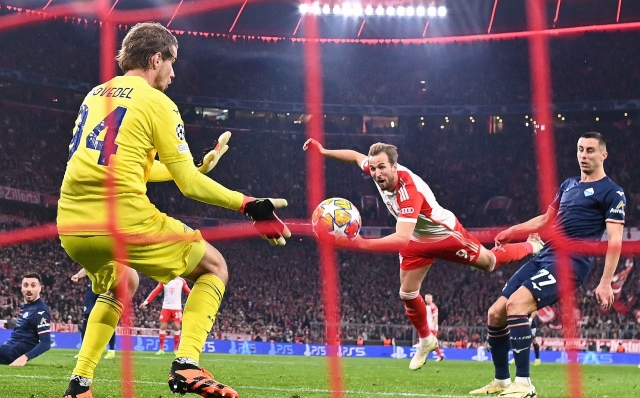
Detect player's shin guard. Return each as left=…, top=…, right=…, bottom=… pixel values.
left=176, top=274, right=225, bottom=363
left=488, top=325, right=511, bottom=380
left=400, top=290, right=431, bottom=338
left=507, top=315, right=532, bottom=378
left=174, top=330, right=181, bottom=350
left=73, top=295, right=123, bottom=379
left=491, top=243, right=533, bottom=268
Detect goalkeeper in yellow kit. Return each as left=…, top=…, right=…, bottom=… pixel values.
left=58, top=22, right=290, bottom=398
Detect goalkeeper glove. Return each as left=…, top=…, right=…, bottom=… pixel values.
left=240, top=197, right=291, bottom=246
left=195, top=131, right=231, bottom=174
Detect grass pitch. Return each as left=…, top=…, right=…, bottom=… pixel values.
left=1, top=349, right=638, bottom=397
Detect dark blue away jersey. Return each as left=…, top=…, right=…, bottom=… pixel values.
left=550, top=176, right=625, bottom=241
left=6, top=298, right=51, bottom=350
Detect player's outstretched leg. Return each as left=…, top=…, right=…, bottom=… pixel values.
left=491, top=235, right=544, bottom=270
left=168, top=244, right=238, bottom=398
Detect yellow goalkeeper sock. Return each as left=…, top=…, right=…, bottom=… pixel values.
left=73, top=295, right=123, bottom=379
left=176, top=274, right=226, bottom=362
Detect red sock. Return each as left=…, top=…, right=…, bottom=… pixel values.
left=159, top=330, right=166, bottom=350
left=173, top=331, right=181, bottom=350
left=404, top=296, right=432, bottom=338
left=492, top=242, right=533, bottom=268
left=436, top=347, right=443, bottom=357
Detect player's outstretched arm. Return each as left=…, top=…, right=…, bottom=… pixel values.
left=166, top=160, right=291, bottom=245
left=166, top=160, right=246, bottom=209
left=594, top=222, right=623, bottom=310
left=303, top=138, right=367, bottom=166
left=352, top=220, right=415, bottom=252
left=494, top=206, right=557, bottom=246
left=148, top=131, right=232, bottom=182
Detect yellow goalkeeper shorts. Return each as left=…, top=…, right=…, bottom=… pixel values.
left=60, top=214, right=206, bottom=294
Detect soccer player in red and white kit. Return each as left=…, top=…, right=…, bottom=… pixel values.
left=303, top=140, right=543, bottom=370
left=140, top=277, right=191, bottom=355
left=424, top=294, right=445, bottom=361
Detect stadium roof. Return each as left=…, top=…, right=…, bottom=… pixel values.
left=4, top=0, right=640, bottom=39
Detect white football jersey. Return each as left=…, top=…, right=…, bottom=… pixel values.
left=145, top=277, right=190, bottom=310
left=361, top=159, right=457, bottom=242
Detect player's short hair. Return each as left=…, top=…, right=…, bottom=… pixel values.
left=369, top=143, right=398, bottom=165
left=22, top=272, right=42, bottom=284
left=116, top=22, right=178, bottom=72
left=580, top=132, right=606, bottom=150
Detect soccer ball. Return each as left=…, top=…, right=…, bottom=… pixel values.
left=311, top=198, right=362, bottom=241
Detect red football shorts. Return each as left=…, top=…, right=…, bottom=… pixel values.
left=159, top=308, right=183, bottom=323
left=399, top=220, right=482, bottom=270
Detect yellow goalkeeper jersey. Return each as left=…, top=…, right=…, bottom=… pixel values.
left=58, top=75, right=192, bottom=235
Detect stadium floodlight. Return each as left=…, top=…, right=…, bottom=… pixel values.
left=375, top=5, right=384, bottom=16
left=365, top=5, right=374, bottom=15
left=342, top=3, right=352, bottom=16
left=299, top=4, right=309, bottom=14
left=397, top=6, right=406, bottom=16
left=427, top=6, right=436, bottom=17
left=406, top=6, right=415, bottom=16
left=353, top=3, right=363, bottom=16
left=333, top=4, right=341, bottom=14
left=322, top=4, right=331, bottom=14
left=416, top=6, right=425, bottom=16
left=310, top=3, right=321, bottom=14
left=437, top=6, right=447, bottom=17
left=386, top=6, right=395, bottom=16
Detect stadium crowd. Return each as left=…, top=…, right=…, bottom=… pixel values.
left=2, top=22, right=640, bottom=106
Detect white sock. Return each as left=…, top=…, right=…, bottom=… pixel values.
left=515, top=376, right=532, bottom=386
left=495, top=378, right=511, bottom=386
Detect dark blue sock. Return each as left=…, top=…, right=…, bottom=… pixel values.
left=108, top=332, right=116, bottom=350
left=508, top=315, right=532, bottom=378
left=488, top=325, right=510, bottom=380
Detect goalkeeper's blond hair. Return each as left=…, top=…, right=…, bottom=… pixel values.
left=116, top=22, right=178, bottom=72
